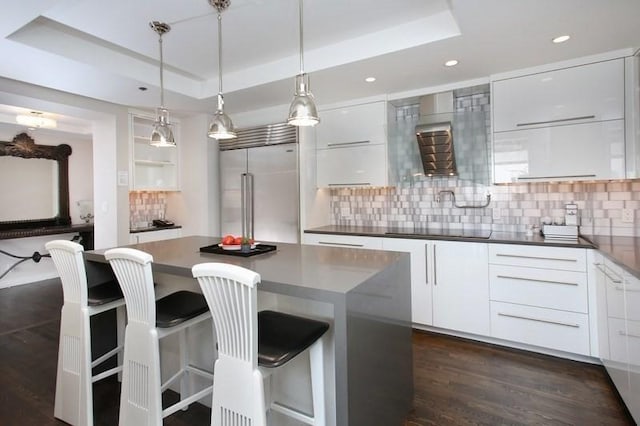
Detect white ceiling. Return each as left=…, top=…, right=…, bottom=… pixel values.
left=0, top=0, right=639, bottom=130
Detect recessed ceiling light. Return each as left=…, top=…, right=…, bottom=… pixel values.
left=552, top=35, right=570, bottom=44
left=444, top=60, right=458, bottom=67
left=365, top=77, right=376, bottom=83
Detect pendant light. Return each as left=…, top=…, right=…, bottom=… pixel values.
left=287, top=0, right=319, bottom=126
left=149, top=21, right=176, bottom=147
left=207, top=0, right=237, bottom=140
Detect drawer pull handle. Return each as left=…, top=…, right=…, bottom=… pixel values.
left=424, top=245, right=429, bottom=286
left=496, top=253, right=577, bottom=263
left=619, top=331, right=640, bottom=339
left=515, top=115, right=596, bottom=127
left=318, top=241, right=364, bottom=247
left=614, top=286, right=640, bottom=293
left=496, top=275, right=578, bottom=286
left=517, top=174, right=596, bottom=180
left=594, top=263, right=623, bottom=283
left=497, top=312, right=580, bottom=328
left=327, top=140, right=371, bottom=147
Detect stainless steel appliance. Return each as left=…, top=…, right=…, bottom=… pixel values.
left=219, top=123, right=299, bottom=243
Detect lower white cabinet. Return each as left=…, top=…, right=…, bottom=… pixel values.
left=381, top=238, right=430, bottom=325
left=129, top=228, right=182, bottom=244
left=431, top=241, right=490, bottom=335
left=489, top=244, right=591, bottom=355
left=303, top=233, right=383, bottom=249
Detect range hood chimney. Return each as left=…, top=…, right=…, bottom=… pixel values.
left=415, top=91, right=456, bottom=176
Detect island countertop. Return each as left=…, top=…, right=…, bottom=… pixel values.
left=85, top=235, right=413, bottom=426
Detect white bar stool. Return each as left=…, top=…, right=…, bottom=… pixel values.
left=46, top=240, right=125, bottom=426
left=105, top=247, right=213, bottom=426
left=192, top=262, right=329, bottom=426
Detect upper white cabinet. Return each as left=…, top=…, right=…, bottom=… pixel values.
left=493, top=59, right=624, bottom=132
left=130, top=113, right=180, bottom=191
left=316, top=101, right=389, bottom=187
left=492, top=58, right=626, bottom=183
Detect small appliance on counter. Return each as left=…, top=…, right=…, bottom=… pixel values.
left=152, top=219, right=175, bottom=227
left=541, top=202, right=580, bottom=240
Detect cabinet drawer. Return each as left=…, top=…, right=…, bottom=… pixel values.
left=492, top=58, right=624, bottom=132
left=489, top=244, right=586, bottom=271
left=490, top=301, right=590, bottom=355
left=303, top=233, right=383, bottom=250
left=489, top=265, right=587, bottom=313
left=624, top=273, right=640, bottom=322
left=602, top=264, right=626, bottom=319
left=608, top=316, right=630, bottom=364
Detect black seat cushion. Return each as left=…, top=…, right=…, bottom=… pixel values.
left=87, top=280, right=124, bottom=306
left=156, top=291, right=209, bottom=328
left=258, top=310, right=330, bottom=368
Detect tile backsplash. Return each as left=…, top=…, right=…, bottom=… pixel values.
left=129, top=192, right=167, bottom=228
left=329, top=179, right=640, bottom=237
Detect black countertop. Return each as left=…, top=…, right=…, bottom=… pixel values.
left=129, top=225, right=182, bottom=234
left=304, top=225, right=640, bottom=278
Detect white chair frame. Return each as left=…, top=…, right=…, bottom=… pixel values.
left=192, top=262, right=326, bottom=426
left=46, top=239, right=125, bottom=426
left=105, top=247, right=214, bottom=426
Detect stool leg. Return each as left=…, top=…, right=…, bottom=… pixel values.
left=309, top=336, right=326, bottom=426
left=179, top=328, right=190, bottom=410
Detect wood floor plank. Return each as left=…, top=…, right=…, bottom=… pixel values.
left=0, top=280, right=635, bottom=425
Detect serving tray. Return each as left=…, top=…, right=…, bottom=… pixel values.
left=199, top=243, right=277, bottom=257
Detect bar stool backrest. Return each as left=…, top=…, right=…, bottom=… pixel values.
left=46, top=240, right=88, bottom=306
left=104, top=248, right=156, bottom=327
left=192, top=262, right=265, bottom=425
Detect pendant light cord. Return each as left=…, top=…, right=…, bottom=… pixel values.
left=158, top=32, right=165, bottom=108
left=218, top=12, right=223, bottom=96
left=298, top=0, right=304, bottom=74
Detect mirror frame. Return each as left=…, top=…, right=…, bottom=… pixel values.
left=0, top=132, right=72, bottom=231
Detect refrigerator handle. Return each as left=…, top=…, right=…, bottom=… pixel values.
left=241, top=173, right=255, bottom=240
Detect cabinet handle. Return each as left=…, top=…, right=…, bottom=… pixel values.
left=327, top=183, right=372, bottom=187
left=496, top=253, right=577, bottom=263
left=515, top=115, right=596, bottom=127
left=318, top=241, right=364, bottom=248
left=619, top=330, right=640, bottom=339
left=498, top=312, right=580, bottom=328
left=327, top=140, right=371, bottom=147
left=594, top=263, right=623, bottom=283
left=433, top=245, right=437, bottom=286
left=517, top=174, right=597, bottom=181
left=496, top=275, right=579, bottom=286
left=424, top=245, right=429, bottom=285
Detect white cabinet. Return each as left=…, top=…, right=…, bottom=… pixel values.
left=493, top=120, right=625, bottom=182
left=430, top=240, right=490, bottom=335
left=493, top=59, right=624, bottom=132
left=129, top=227, right=182, bottom=244
left=492, top=58, right=626, bottom=183
left=382, top=238, right=431, bottom=325
left=489, top=244, right=591, bottom=355
left=316, top=101, right=389, bottom=187
left=130, top=113, right=180, bottom=191
left=303, top=233, right=383, bottom=250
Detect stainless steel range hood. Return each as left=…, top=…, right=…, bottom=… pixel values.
left=415, top=91, right=456, bottom=176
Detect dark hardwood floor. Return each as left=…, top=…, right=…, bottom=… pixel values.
left=0, top=280, right=634, bottom=425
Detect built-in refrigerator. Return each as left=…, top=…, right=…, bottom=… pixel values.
left=219, top=123, right=299, bottom=243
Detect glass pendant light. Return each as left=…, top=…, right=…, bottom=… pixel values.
left=208, top=0, right=237, bottom=140
left=288, top=0, right=319, bottom=126
left=149, top=21, right=176, bottom=147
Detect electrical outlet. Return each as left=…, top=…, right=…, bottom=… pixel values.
left=622, top=208, right=634, bottom=223
left=492, top=208, right=501, bottom=220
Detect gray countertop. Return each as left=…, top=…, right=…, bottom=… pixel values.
left=85, top=235, right=405, bottom=298
left=304, top=225, right=640, bottom=278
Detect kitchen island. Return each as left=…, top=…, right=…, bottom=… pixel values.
left=84, top=236, right=413, bottom=426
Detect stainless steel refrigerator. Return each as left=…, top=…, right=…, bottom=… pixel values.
left=219, top=123, right=299, bottom=243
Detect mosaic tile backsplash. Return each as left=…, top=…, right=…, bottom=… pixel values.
left=329, top=180, right=640, bottom=237
left=129, top=192, right=167, bottom=229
